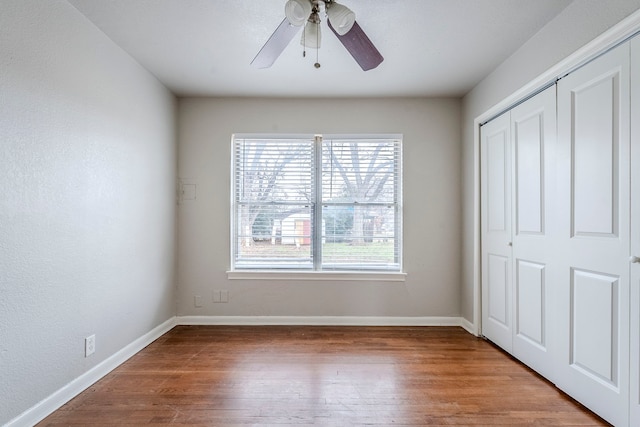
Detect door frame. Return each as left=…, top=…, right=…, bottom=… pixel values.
left=472, top=9, right=640, bottom=336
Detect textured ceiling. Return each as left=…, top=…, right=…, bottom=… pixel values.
left=68, top=0, right=573, bottom=97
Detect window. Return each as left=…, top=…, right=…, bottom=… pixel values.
left=231, top=134, right=402, bottom=272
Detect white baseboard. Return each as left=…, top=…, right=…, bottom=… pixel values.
left=176, top=315, right=466, bottom=327
left=459, top=317, right=477, bottom=336
left=5, top=317, right=177, bottom=427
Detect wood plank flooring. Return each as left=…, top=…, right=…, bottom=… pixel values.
left=38, top=326, right=609, bottom=426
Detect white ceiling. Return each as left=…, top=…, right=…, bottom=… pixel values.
left=67, top=0, right=573, bottom=98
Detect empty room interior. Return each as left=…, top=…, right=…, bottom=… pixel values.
left=4, top=0, right=640, bottom=426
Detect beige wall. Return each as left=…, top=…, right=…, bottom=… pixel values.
left=177, top=97, right=461, bottom=318
left=0, top=1, right=177, bottom=424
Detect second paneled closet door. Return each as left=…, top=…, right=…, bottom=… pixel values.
left=481, top=85, right=557, bottom=381
left=510, top=87, right=557, bottom=382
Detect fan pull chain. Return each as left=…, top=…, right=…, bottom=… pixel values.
left=314, top=20, right=320, bottom=68
left=302, top=22, right=306, bottom=57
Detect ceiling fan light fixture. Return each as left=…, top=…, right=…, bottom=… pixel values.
left=326, top=3, right=355, bottom=35
left=301, top=19, right=321, bottom=48
left=285, top=0, right=312, bottom=27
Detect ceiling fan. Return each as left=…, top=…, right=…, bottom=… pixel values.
left=251, top=0, right=383, bottom=71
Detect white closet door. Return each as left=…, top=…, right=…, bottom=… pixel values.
left=556, top=43, right=630, bottom=427
left=481, top=112, right=513, bottom=352
left=630, top=35, right=640, bottom=427
left=510, top=86, right=556, bottom=382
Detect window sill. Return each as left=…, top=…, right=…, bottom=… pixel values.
left=226, top=270, right=407, bottom=282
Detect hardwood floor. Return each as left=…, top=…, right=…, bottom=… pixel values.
left=38, top=326, right=608, bottom=426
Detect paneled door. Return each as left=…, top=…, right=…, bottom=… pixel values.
left=555, top=43, right=630, bottom=427
left=630, top=35, right=640, bottom=427
left=510, top=86, right=556, bottom=382
left=481, top=112, right=513, bottom=353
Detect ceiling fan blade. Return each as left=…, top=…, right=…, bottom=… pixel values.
left=328, top=20, right=383, bottom=71
left=251, top=18, right=301, bottom=69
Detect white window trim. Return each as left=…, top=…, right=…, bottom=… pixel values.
left=226, top=270, right=407, bottom=282
left=230, top=133, right=404, bottom=274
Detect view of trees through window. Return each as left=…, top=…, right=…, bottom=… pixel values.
left=233, top=135, right=401, bottom=271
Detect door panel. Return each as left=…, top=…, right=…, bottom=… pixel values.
left=572, top=77, right=618, bottom=237
left=514, top=112, right=544, bottom=235
left=487, top=132, right=508, bottom=232
left=571, top=269, right=619, bottom=385
left=515, top=260, right=545, bottom=346
left=481, top=112, right=512, bottom=353
left=511, top=86, right=556, bottom=381
left=488, top=254, right=509, bottom=327
left=556, top=42, right=630, bottom=427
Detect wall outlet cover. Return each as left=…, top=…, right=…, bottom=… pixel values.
left=85, top=335, right=96, bottom=357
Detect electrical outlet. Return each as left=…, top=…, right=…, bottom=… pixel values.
left=85, top=335, right=96, bottom=357
left=213, top=290, right=229, bottom=303
left=194, top=295, right=203, bottom=308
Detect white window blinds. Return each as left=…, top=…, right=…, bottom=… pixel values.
left=321, top=138, right=401, bottom=270
left=233, top=137, right=315, bottom=269
left=232, top=135, right=402, bottom=271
